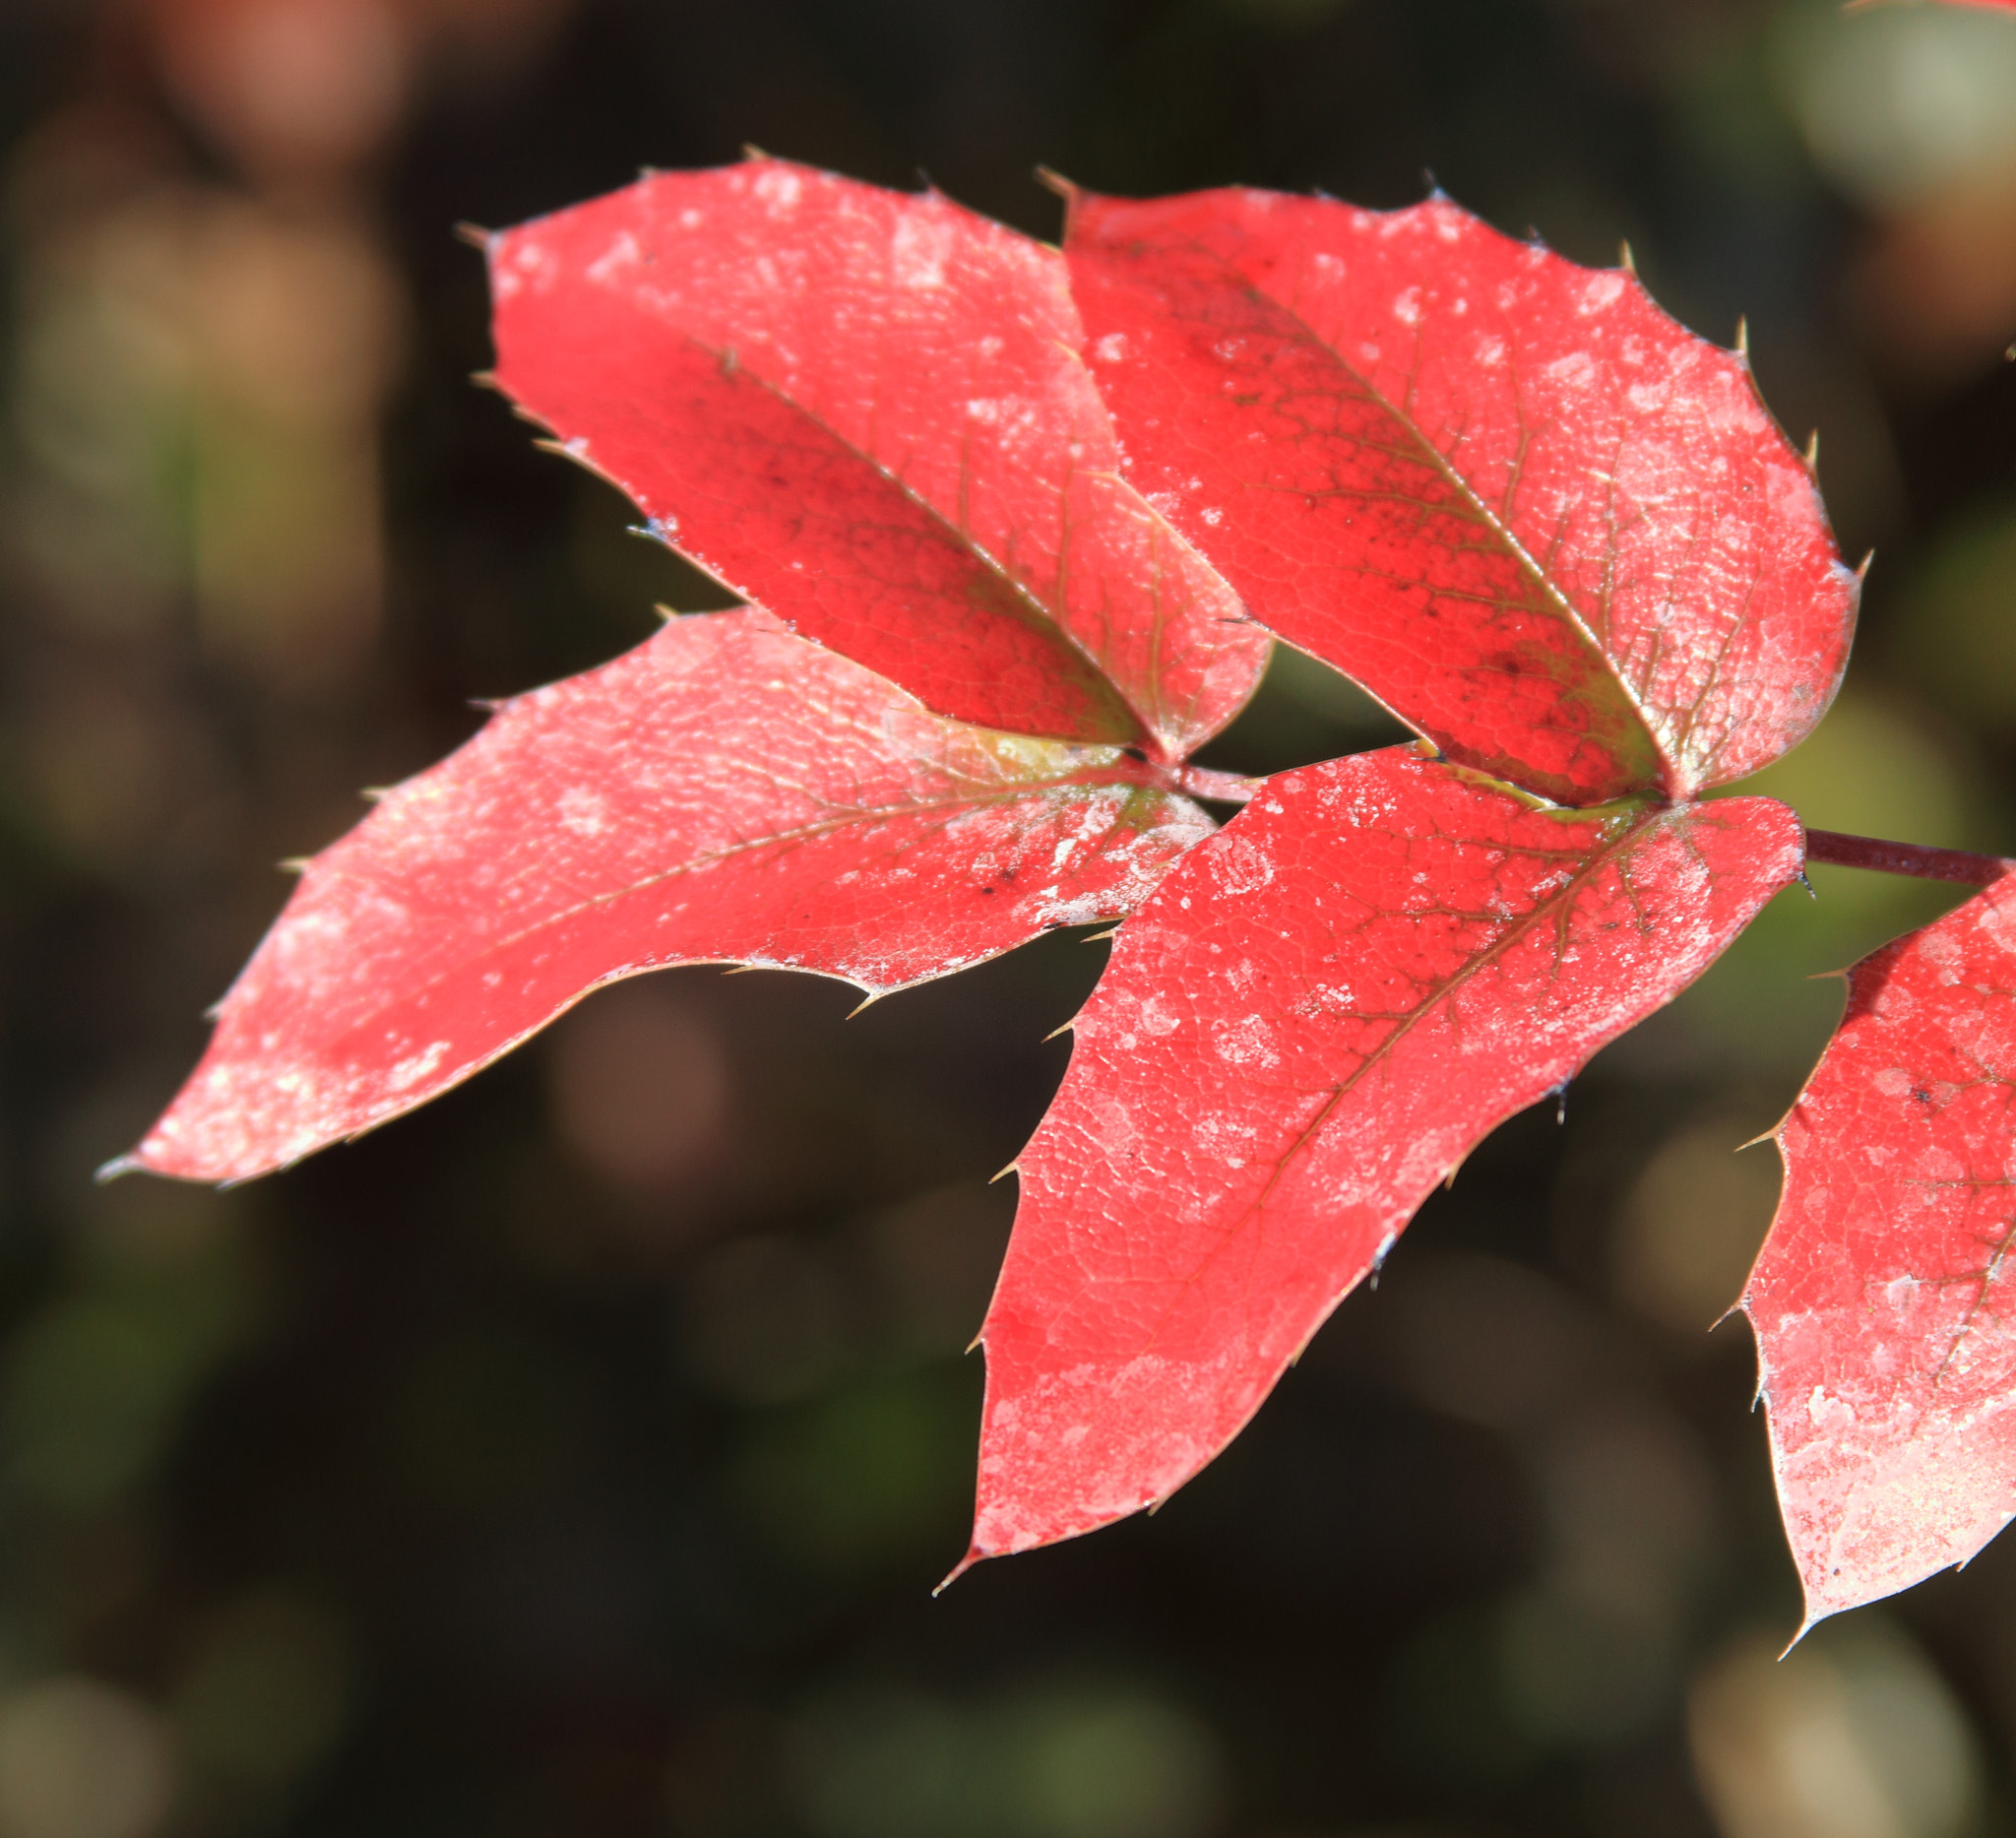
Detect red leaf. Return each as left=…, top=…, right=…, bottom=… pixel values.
left=1746, top=877, right=2016, bottom=1627
left=488, top=159, right=1270, bottom=762
left=1064, top=186, right=1858, bottom=804
left=125, top=609, right=1212, bottom=1183
left=963, top=748, right=1801, bottom=1563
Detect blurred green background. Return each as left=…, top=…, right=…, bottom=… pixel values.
left=2, top=0, right=2015, bottom=1833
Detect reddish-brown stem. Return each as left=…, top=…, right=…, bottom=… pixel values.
left=1804, top=828, right=2015, bottom=887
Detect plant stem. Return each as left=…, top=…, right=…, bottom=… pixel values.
left=1170, top=764, right=1262, bottom=802
left=1804, top=828, right=2015, bottom=887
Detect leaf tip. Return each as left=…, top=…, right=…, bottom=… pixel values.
left=933, top=1547, right=984, bottom=1596
left=1780, top=1611, right=1827, bottom=1660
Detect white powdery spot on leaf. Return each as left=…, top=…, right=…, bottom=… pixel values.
left=1212, top=836, right=1274, bottom=897
left=587, top=230, right=641, bottom=284
left=1212, top=1015, right=1278, bottom=1069
left=747, top=162, right=804, bottom=213
left=890, top=209, right=952, bottom=290
left=1578, top=271, right=1627, bottom=315
left=555, top=788, right=610, bottom=838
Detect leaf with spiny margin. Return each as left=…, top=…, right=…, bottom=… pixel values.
left=123, top=609, right=1213, bottom=1184
left=1063, top=184, right=1858, bottom=805
left=487, top=158, right=1270, bottom=763
left=960, top=747, right=1802, bottom=1566
left=1747, top=877, right=2016, bottom=1629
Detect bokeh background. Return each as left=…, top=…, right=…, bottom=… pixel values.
left=3, top=0, right=2016, bottom=1833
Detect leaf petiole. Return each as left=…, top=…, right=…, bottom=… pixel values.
left=1167, top=763, right=1262, bottom=803
left=1803, top=828, right=2015, bottom=886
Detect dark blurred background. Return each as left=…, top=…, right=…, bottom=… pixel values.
left=2, top=0, right=2016, bottom=1833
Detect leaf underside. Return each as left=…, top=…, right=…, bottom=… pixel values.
left=966, top=747, right=1802, bottom=1564
left=1748, top=877, right=2016, bottom=1628
left=129, top=610, right=1210, bottom=1183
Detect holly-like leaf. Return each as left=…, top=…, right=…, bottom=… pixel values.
left=488, top=159, right=1270, bottom=763
left=1746, top=877, right=2016, bottom=1627
left=123, top=609, right=1211, bottom=1183
left=125, top=158, right=1902, bottom=1623
left=1063, top=185, right=1858, bottom=805
left=963, top=747, right=1802, bottom=1563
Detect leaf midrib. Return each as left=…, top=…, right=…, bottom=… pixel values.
left=693, top=332, right=1157, bottom=750
left=1172, top=240, right=1672, bottom=794
left=291, top=765, right=1182, bottom=1052
left=1069, top=788, right=1655, bottom=1368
